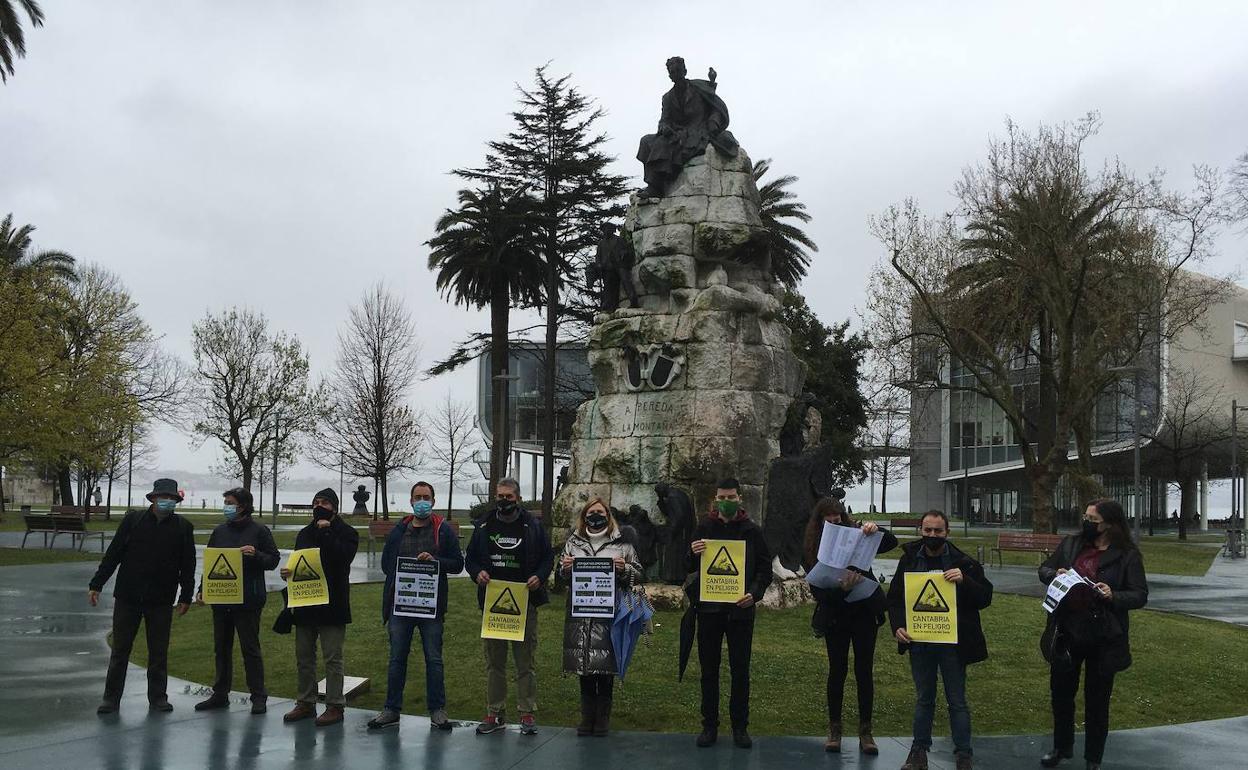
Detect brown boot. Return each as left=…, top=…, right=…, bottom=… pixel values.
left=824, top=720, right=842, bottom=752
left=315, top=706, right=344, bottom=727
left=858, top=720, right=879, bottom=755
left=576, top=693, right=595, bottom=737
left=282, top=703, right=316, bottom=723
left=901, top=746, right=929, bottom=770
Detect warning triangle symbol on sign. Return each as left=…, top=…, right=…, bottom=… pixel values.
left=490, top=586, right=522, bottom=616
left=912, top=578, right=950, bottom=613
left=707, top=546, right=739, bottom=576
left=207, top=553, right=238, bottom=581
left=292, top=554, right=321, bottom=582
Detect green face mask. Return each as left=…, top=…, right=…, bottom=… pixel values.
left=716, top=500, right=740, bottom=519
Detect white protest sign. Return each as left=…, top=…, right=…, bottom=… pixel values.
left=571, top=557, right=616, bottom=618
left=816, top=522, right=884, bottom=570
left=393, top=557, right=439, bottom=619
left=1042, top=570, right=1099, bottom=614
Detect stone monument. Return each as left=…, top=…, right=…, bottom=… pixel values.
left=554, top=58, right=806, bottom=540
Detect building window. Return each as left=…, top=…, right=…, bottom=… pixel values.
left=1234, top=321, right=1248, bottom=361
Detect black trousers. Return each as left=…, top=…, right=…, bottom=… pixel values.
left=579, top=674, right=615, bottom=698
left=696, top=612, right=754, bottom=731
left=824, top=614, right=879, bottom=723
left=103, top=600, right=172, bottom=705
left=1051, top=644, right=1116, bottom=763
left=212, top=606, right=267, bottom=701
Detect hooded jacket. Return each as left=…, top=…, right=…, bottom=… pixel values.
left=199, top=513, right=280, bottom=610
left=684, top=510, right=773, bottom=619
left=558, top=528, right=642, bottom=676
left=1038, top=534, right=1148, bottom=673
left=887, top=539, right=994, bottom=665
left=290, top=514, right=359, bottom=626
left=380, top=514, right=464, bottom=622
left=464, top=505, right=554, bottom=609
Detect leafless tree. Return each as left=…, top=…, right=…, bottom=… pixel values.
left=424, top=392, right=479, bottom=518
left=310, top=284, right=423, bottom=518
left=187, top=307, right=323, bottom=491
left=868, top=114, right=1238, bottom=532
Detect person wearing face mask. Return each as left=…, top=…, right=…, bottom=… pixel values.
left=464, top=478, right=554, bottom=736
left=557, top=498, right=642, bottom=737
left=801, top=494, right=899, bottom=755
left=369, top=481, right=465, bottom=731
left=1037, top=499, right=1148, bottom=770
left=88, top=478, right=197, bottom=715
left=888, top=510, right=993, bottom=770
left=281, top=488, right=359, bottom=727
left=191, top=487, right=280, bottom=713
left=685, top=477, right=773, bottom=750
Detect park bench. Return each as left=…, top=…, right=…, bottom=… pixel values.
left=22, top=512, right=106, bottom=552
left=889, top=517, right=924, bottom=531
left=365, top=519, right=398, bottom=564
left=986, top=532, right=1064, bottom=568
left=280, top=503, right=314, bottom=512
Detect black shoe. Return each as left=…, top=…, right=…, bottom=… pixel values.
left=696, top=727, right=717, bottom=748
left=1085, top=763, right=1100, bottom=770
left=96, top=701, right=118, bottom=715
left=1041, top=749, right=1072, bottom=767
left=194, top=696, right=229, bottom=711
left=149, top=699, right=173, bottom=713
left=251, top=700, right=267, bottom=715
left=733, top=730, right=753, bottom=749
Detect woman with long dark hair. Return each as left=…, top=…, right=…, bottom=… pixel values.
left=1037, top=498, right=1148, bottom=770
left=801, top=495, right=897, bottom=755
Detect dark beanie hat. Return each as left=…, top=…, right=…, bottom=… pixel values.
left=313, top=487, right=339, bottom=511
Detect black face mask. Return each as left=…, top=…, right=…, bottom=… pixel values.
left=586, top=513, right=608, bottom=531
left=921, top=535, right=946, bottom=552
left=313, top=506, right=334, bottom=521
left=496, top=499, right=517, bottom=515
left=1081, top=521, right=1101, bottom=542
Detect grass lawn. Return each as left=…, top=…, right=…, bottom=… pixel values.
left=134, top=580, right=1248, bottom=736
left=0, top=546, right=104, bottom=566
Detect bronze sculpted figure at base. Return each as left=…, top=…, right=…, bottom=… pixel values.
left=586, top=222, right=640, bottom=311
left=636, top=56, right=739, bottom=198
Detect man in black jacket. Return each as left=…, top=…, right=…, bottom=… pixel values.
left=194, top=487, right=280, bottom=714
left=88, top=478, right=196, bottom=715
left=281, top=488, right=359, bottom=727
left=887, top=510, right=993, bottom=770
left=686, top=477, right=772, bottom=750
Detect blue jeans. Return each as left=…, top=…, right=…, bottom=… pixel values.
left=909, top=644, right=972, bottom=755
left=384, top=616, right=446, bottom=713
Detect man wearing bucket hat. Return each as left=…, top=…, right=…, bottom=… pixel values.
left=89, top=478, right=197, bottom=715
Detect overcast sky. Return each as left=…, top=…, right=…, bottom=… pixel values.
left=3, top=1, right=1246, bottom=508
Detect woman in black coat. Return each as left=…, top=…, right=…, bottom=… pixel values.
left=801, top=496, right=897, bottom=755
left=1038, top=498, right=1148, bottom=770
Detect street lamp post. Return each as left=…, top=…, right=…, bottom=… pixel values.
left=493, top=371, right=520, bottom=482
left=1230, top=400, right=1248, bottom=558
left=271, top=410, right=282, bottom=527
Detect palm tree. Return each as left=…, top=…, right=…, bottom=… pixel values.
left=427, top=184, right=545, bottom=492
left=0, top=213, right=76, bottom=280
left=753, top=158, right=817, bottom=289
left=1, top=0, right=44, bottom=83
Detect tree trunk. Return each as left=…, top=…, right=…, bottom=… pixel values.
left=105, top=473, right=113, bottom=521
left=1178, top=473, right=1197, bottom=541
left=446, top=431, right=456, bottom=518
left=57, top=464, right=74, bottom=507
left=0, top=470, right=6, bottom=519
left=541, top=244, right=558, bottom=530
left=489, top=284, right=511, bottom=498
left=1029, top=465, right=1058, bottom=534
left=880, top=456, right=890, bottom=515
left=241, top=456, right=253, bottom=492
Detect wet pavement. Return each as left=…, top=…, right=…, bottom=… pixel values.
left=1, top=551, right=1246, bottom=767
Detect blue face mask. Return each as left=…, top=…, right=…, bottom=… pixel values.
left=412, top=500, right=433, bottom=519
left=222, top=504, right=238, bottom=520
left=155, top=499, right=177, bottom=513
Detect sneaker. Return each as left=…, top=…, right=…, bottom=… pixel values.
left=430, top=709, right=451, bottom=730
left=519, top=714, right=538, bottom=735
left=1041, top=749, right=1072, bottom=767
left=475, top=714, right=505, bottom=735
left=367, top=710, right=400, bottom=730
left=194, top=696, right=229, bottom=711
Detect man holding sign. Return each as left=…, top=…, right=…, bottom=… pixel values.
left=368, top=481, right=464, bottom=731
left=887, top=511, right=993, bottom=770
left=282, top=489, right=359, bottom=728
left=194, top=487, right=279, bottom=714
left=686, top=478, right=772, bottom=750
left=464, top=479, right=553, bottom=737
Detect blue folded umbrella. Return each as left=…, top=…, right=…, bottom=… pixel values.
left=611, top=589, right=654, bottom=679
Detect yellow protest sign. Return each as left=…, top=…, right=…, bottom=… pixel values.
left=285, top=548, right=329, bottom=608
left=480, top=579, right=529, bottom=641
left=904, top=571, right=958, bottom=644
left=700, top=539, right=746, bottom=603
left=202, top=547, right=243, bottom=605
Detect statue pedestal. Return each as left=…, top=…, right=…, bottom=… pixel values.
left=760, top=576, right=814, bottom=610
left=553, top=144, right=805, bottom=526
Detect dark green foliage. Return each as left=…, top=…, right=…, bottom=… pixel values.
left=0, top=0, right=43, bottom=82
left=754, top=159, right=816, bottom=289
left=781, top=291, right=869, bottom=485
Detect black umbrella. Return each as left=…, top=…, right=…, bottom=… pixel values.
left=677, top=605, right=697, bottom=682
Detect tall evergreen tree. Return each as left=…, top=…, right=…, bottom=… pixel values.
left=0, top=0, right=43, bottom=83
left=457, top=65, right=628, bottom=523
left=754, top=159, right=817, bottom=288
